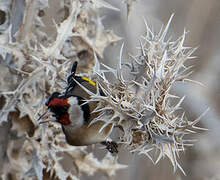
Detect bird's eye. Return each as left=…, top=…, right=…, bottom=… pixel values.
left=46, top=92, right=61, bottom=106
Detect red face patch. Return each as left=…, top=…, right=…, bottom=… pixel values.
left=59, top=113, right=71, bottom=125
left=48, top=98, right=70, bottom=107
left=47, top=97, right=71, bottom=125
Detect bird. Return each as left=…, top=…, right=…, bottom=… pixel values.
left=39, top=62, right=118, bottom=153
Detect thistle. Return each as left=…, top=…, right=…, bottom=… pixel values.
left=0, top=0, right=206, bottom=177
left=85, top=14, right=206, bottom=174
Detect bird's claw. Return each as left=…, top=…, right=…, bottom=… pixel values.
left=101, top=141, right=118, bottom=153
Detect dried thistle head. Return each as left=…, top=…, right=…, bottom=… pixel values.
left=87, top=14, right=206, bottom=174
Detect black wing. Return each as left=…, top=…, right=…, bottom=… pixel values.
left=65, top=62, right=97, bottom=99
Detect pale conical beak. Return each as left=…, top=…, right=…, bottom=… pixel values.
left=39, top=119, right=57, bottom=124
left=38, top=109, right=58, bottom=124
left=37, top=109, right=49, bottom=121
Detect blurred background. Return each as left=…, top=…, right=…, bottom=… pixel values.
left=100, top=0, right=220, bottom=180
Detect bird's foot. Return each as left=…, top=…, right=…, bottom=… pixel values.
left=101, top=141, right=118, bottom=153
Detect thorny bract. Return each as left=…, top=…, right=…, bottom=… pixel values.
left=86, top=14, right=207, bottom=174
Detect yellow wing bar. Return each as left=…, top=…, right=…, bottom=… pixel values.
left=81, top=77, right=96, bottom=86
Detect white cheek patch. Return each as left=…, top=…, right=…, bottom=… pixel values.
left=68, top=96, right=78, bottom=106
left=67, top=97, right=84, bottom=128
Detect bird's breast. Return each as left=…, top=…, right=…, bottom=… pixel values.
left=62, top=122, right=113, bottom=146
